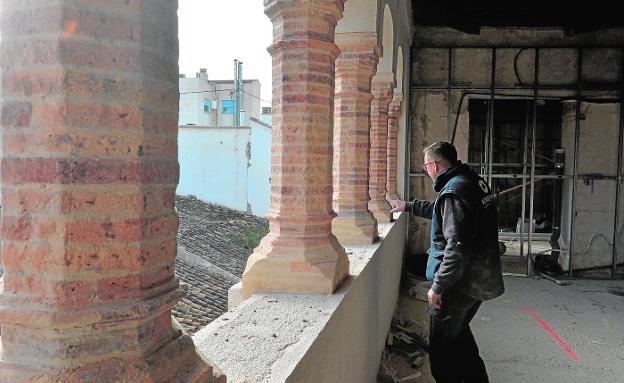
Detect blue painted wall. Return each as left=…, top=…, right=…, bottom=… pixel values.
left=177, top=123, right=271, bottom=217
left=248, top=120, right=272, bottom=217
left=177, top=127, right=250, bottom=211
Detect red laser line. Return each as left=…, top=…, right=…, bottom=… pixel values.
left=523, top=307, right=578, bottom=361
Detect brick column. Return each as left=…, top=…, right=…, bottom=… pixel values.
left=332, top=33, right=380, bottom=245
left=240, top=0, right=349, bottom=298
left=0, top=2, right=222, bottom=382
left=386, top=92, right=403, bottom=201
left=368, top=75, right=395, bottom=223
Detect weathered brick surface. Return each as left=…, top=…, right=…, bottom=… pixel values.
left=0, top=1, right=221, bottom=382
left=241, top=0, right=349, bottom=299
left=368, top=75, right=395, bottom=223
left=386, top=93, right=403, bottom=201
left=331, top=32, right=380, bottom=245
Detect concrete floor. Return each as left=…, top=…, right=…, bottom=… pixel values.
left=473, top=276, right=624, bottom=383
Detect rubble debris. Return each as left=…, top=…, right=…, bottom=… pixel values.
left=378, top=317, right=430, bottom=382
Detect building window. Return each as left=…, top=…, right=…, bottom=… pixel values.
left=203, top=98, right=211, bottom=112
left=222, top=99, right=235, bottom=114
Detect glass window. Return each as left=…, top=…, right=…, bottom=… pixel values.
left=222, top=99, right=235, bottom=114
left=203, top=98, right=210, bottom=113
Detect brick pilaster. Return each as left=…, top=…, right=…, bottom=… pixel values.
left=0, top=1, right=222, bottom=382
left=240, top=0, right=349, bottom=298
left=368, top=75, right=395, bottom=223
left=386, top=92, right=403, bottom=201
left=331, top=33, right=380, bottom=245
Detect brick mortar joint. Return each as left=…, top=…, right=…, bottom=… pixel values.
left=0, top=283, right=185, bottom=329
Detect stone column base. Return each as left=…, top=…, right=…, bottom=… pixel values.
left=332, top=212, right=379, bottom=245
left=369, top=199, right=392, bottom=223
left=386, top=192, right=401, bottom=201
left=241, top=234, right=349, bottom=300
left=228, top=282, right=243, bottom=310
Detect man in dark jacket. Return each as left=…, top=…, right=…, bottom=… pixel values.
left=390, top=141, right=504, bottom=383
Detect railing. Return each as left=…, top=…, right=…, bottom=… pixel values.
left=193, top=213, right=407, bottom=383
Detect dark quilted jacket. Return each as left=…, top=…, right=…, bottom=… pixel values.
left=407, top=162, right=505, bottom=301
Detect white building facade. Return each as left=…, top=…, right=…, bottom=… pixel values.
left=179, top=68, right=262, bottom=127
left=177, top=69, right=272, bottom=217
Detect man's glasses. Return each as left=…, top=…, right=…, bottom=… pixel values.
left=422, top=161, right=438, bottom=172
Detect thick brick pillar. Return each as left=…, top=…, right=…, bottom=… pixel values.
left=331, top=33, right=380, bottom=245
left=386, top=92, right=403, bottom=201
left=240, top=0, right=349, bottom=298
left=0, top=2, right=222, bottom=382
left=368, top=75, right=395, bottom=223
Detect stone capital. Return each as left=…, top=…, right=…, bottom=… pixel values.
left=389, top=92, right=404, bottom=118
left=264, top=0, right=346, bottom=25
left=268, top=39, right=341, bottom=57
left=335, top=32, right=381, bottom=57
left=372, top=71, right=396, bottom=87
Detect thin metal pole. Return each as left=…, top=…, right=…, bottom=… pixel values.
left=447, top=48, right=453, bottom=141
left=569, top=48, right=583, bottom=278
left=411, top=173, right=577, bottom=180
left=405, top=49, right=413, bottom=202
left=233, top=59, right=239, bottom=127
left=520, top=100, right=530, bottom=262
left=612, top=49, right=624, bottom=279
left=487, top=48, right=496, bottom=185
left=527, top=48, right=539, bottom=276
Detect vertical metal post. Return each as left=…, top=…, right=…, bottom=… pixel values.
left=568, top=48, right=583, bottom=278
left=405, top=49, right=415, bottom=245
left=238, top=61, right=244, bottom=125
left=487, top=48, right=496, bottom=185
left=405, top=49, right=414, bottom=201
left=233, top=59, right=240, bottom=127
left=520, top=99, right=530, bottom=262
left=612, top=49, right=624, bottom=278
left=447, top=48, right=453, bottom=141
left=527, top=48, right=539, bottom=276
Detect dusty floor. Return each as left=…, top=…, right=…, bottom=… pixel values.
left=380, top=275, right=624, bottom=383
left=475, top=276, right=624, bottom=383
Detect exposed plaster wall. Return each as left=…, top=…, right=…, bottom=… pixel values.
left=409, top=29, right=624, bottom=269
left=560, top=102, right=620, bottom=271
left=414, top=27, right=624, bottom=47
left=194, top=214, right=407, bottom=383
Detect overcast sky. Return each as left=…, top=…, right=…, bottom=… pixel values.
left=178, top=0, right=273, bottom=106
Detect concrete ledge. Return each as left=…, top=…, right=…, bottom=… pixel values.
left=193, top=213, right=407, bottom=383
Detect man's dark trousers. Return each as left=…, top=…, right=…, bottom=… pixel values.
left=429, top=292, right=489, bottom=383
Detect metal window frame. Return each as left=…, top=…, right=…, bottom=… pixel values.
left=408, top=45, right=624, bottom=280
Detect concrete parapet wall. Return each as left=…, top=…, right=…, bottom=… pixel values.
left=193, top=213, right=407, bottom=383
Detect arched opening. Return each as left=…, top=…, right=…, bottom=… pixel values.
left=337, top=0, right=377, bottom=33
left=378, top=4, right=394, bottom=75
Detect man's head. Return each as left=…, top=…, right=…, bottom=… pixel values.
left=423, top=141, right=457, bottom=180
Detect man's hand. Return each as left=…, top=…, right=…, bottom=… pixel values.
left=428, top=289, right=442, bottom=309
left=389, top=200, right=406, bottom=213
